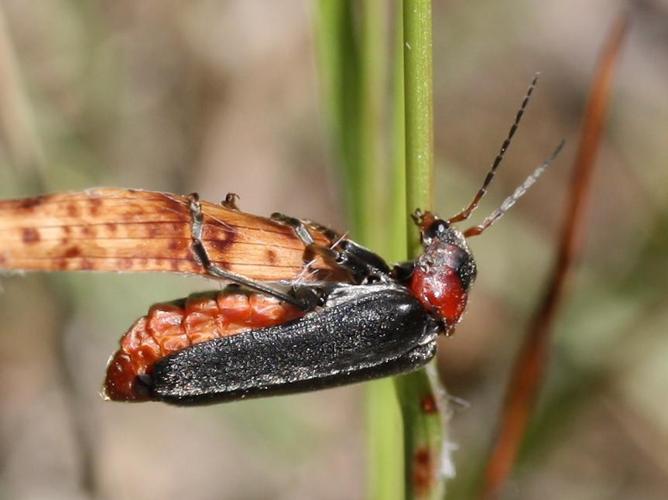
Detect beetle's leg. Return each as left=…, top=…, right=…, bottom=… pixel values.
left=271, top=213, right=365, bottom=282
left=271, top=212, right=391, bottom=283
left=270, top=213, right=315, bottom=243
left=299, top=219, right=342, bottom=242
left=188, top=194, right=312, bottom=309
left=270, top=213, right=341, bottom=262
left=271, top=213, right=352, bottom=289
left=221, top=193, right=240, bottom=210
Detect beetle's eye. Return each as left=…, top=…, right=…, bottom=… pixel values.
left=425, top=220, right=450, bottom=240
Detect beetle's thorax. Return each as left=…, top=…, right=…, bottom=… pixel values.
left=408, top=213, right=477, bottom=334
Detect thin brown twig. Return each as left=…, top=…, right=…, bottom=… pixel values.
left=479, top=12, right=631, bottom=499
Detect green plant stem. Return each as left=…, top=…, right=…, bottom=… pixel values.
left=395, top=1, right=445, bottom=499
left=402, top=0, right=434, bottom=251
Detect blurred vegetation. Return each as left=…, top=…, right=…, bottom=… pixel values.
left=1, top=1, right=667, bottom=500
left=314, top=3, right=405, bottom=499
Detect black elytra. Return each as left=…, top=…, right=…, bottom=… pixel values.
left=143, top=283, right=439, bottom=405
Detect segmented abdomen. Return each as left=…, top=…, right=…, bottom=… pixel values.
left=104, top=289, right=304, bottom=401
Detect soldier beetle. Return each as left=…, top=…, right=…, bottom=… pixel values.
left=0, top=76, right=563, bottom=404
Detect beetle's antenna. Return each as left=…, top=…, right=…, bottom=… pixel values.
left=463, top=140, right=565, bottom=238
left=448, top=74, right=540, bottom=225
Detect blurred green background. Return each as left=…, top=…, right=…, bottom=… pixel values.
left=1, top=1, right=667, bottom=499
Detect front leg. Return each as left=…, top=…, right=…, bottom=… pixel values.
left=270, top=212, right=342, bottom=265
left=271, top=212, right=391, bottom=284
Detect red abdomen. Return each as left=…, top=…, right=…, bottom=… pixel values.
left=104, top=290, right=304, bottom=401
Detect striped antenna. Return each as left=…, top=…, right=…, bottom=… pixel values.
left=448, top=74, right=540, bottom=224
left=463, top=140, right=565, bottom=238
